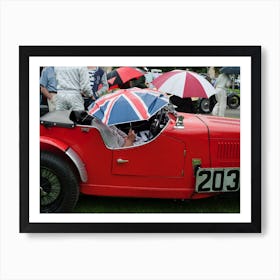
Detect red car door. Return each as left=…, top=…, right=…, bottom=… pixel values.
left=112, top=134, right=186, bottom=178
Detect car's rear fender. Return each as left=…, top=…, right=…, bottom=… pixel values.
left=40, top=136, right=88, bottom=183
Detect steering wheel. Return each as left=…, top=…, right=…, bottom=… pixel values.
left=149, top=109, right=164, bottom=138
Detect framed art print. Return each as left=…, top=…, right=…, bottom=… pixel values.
left=19, top=45, right=261, bottom=233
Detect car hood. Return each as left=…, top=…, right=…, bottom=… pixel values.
left=195, top=115, right=240, bottom=139
left=195, top=115, right=240, bottom=167
left=165, top=113, right=240, bottom=168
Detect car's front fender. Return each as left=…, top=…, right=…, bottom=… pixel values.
left=40, top=136, right=69, bottom=152
left=40, top=136, right=88, bottom=183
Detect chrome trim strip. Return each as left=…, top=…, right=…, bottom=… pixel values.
left=65, top=148, right=88, bottom=182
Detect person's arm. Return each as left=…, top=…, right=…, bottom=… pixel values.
left=40, top=68, right=53, bottom=100
left=79, top=67, right=95, bottom=99
left=111, top=126, right=136, bottom=147
left=96, top=72, right=109, bottom=96
left=40, top=86, right=53, bottom=100
left=226, top=76, right=232, bottom=88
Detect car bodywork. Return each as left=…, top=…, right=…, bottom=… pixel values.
left=40, top=108, right=240, bottom=212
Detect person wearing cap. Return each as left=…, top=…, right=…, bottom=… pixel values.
left=40, top=66, right=57, bottom=112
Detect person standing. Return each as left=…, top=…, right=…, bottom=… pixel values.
left=54, top=67, right=94, bottom=111
left=143, top=67, right=153, bottom=88
left=84, top=66, right=109, bottom=109
left=88, top=67, right=108, bottom=97
left=208, top=66, right=216, bottom=85
left=40, top=66, right=57, bottom=112
left=212, top=72, right=231, bottom=117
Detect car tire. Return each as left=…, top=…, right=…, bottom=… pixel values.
left=227, top=94, right=240, bottom=109
left=40, top=151, right=79, bottom=213
left=199, top=98, right=211, bottom=114
left=199, top=96, right=216, bottom=114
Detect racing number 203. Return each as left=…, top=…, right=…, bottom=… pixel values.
left=196, top=168, right=240, bottom=192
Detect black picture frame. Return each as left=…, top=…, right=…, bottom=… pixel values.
left=19, top=46, right=261, bottom=233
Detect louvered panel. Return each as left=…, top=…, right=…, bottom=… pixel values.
left=217, top=141, right=240, bottom=160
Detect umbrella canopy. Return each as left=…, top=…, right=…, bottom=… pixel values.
left=152, top=70, right=216, bottom=98
left=220, top=67, right=240, bottom=75
left=88, top=87, right=168, bottom=126
left=107, top=67, right=144, bottom=89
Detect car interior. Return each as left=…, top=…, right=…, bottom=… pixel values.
left=41, top=108, right=170, bottom=148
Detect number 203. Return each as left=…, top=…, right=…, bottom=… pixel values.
left=197, top=169, right=240, bottom=192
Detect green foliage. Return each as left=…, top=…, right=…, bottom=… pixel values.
left=110, top=67, right=220, bottom=74
left=147, top=67, right=209, bottom=73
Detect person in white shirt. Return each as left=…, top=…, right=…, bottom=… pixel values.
left=55, top=67, right=94, bottom=111
left=212, top=73, right=231, bottom=117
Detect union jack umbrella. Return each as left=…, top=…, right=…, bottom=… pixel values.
left=152, top=70, right=216, bottom=98
left=88, top=88, right=168, bottom=126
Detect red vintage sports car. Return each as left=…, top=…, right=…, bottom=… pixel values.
left=40, top=107, right=240, bottom=213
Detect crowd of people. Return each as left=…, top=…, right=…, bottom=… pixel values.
left=40, top=66, right=232, bottom=116
left=40, top=66, right=142, bottom=147
left=40, top=66, right=109, bottom=112
left=40, top=66, right=232, bottom=147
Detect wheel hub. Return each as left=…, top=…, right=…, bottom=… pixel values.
left=40, top=177, right=52, bottom=195
left=40, top=167, right=61, bottom=206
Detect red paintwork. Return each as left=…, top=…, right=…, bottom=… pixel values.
left=40, top=136, right=69, bottom=152
left=40, top=112, right=240, bottom=199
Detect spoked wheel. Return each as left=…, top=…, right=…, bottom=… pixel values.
left=40, top=151, right=79, bottom=213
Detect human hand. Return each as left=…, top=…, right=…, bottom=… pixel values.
left=127, top=129, right=136, bottom=141
left=123, top=129, right=136, bottom=147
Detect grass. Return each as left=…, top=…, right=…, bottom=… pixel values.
left=73, top=193, right=240, bottom=213
left=228, top=88, right=240, bottom=94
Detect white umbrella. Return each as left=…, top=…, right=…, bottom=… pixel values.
left=152, top=70, right=216, bottom=98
